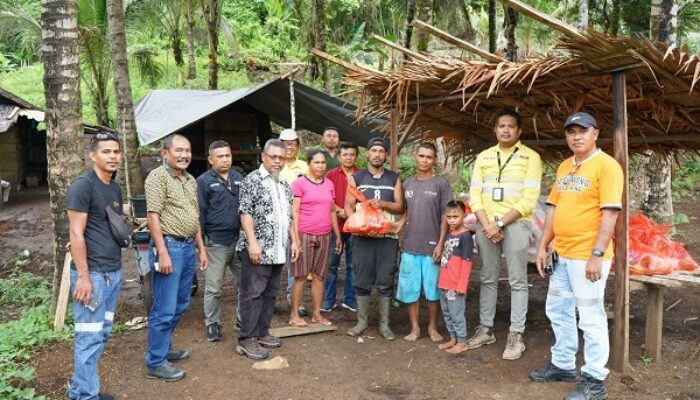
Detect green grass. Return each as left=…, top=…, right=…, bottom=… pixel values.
left=0, top=253, right=72, bottom=400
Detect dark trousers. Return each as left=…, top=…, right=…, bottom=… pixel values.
left=238, top=249, right=282, bottom=341
left=352, top=236, right=399, bottom=298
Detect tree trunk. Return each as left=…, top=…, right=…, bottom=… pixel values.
left=503, top=6, right=518, bottom=62
left=185, top=0, right=196, bottom=80
left=201, top=0, right=220, bottom=90
left=107, top=0, right=144, bottom=198
left=578, top=0, right=589, bottom=30
left=310, top=0, right=327, bottom=89
left=650, top=0, right=677, bottom=44
left=94, top=84, right=110, bottom=127
left=171, top=29, right=185, bottom=66
left=415, top=0, right=433, bottom=52
left=41, top=0, right=85, bottom=313
left=404, top=0, right=416, bottom=60
left=488, top=0, right=497, bottom=54
left=458, top=0, right=477, bottom=42
left=610, top=0, right=621, bottom=35
left=636, top=0, right=677, bottom=225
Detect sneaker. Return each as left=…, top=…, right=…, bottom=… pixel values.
left=564, top=373, right=608, bottom=400
left=529, top=362, right=579, bottom=382
left=146, top=362, right=185, bottom=382
left=465, top=325, right=496, bottom=350
left=258, top=335, right=282, bottom=349
left=235, top=338, right=269, bottom=360
left=298, top=305, right=309, bottom=317
left=502, top=331, right=526, bottom=360
left=341, top=302, right=357, bottom=312
left=166, top=348, right=190, bottom=361
left=320, top=302, right=337, bottom=313
left=207, top=323, right=222, bottom=342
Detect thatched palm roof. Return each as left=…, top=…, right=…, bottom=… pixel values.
left=340, top=30, right=700, bottom=161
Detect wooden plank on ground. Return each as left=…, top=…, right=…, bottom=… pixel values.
left=269, top=324, right=337, bottom=338
left=644, top=286, right=665, bottom=361
left=53, top=252, right=73, bottom=330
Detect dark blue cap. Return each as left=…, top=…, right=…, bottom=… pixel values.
left=564, top=112, right=597, bottom=129
left=366, top=136, right=388, bottom=150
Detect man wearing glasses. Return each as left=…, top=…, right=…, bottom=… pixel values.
left=67, top=132, right=124, bottom=400
left=144, top=133, right=208, bottom=381
left=236, top=139, right=300, bottom=360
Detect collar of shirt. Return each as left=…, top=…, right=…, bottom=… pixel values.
left=163, top=162, right=192, bottom=180
left=494, top=140, right=521, bottom=156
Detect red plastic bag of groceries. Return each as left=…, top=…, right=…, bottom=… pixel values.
left=343, top=185, right=393, bottom=236
left=629, top=213, right=698, bottom=275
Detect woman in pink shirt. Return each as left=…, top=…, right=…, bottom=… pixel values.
left=289, top=150, right=342, bottom=326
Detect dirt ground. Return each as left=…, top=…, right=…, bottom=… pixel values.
left=1, top=187, right=699, bottom=400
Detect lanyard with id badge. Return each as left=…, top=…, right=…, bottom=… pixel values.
left=493, top=147, right=519, bottom=202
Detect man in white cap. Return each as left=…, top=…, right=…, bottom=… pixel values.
left=529, top=111, right=623, bottom=400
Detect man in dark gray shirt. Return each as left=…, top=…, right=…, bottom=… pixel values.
left=67, top=132, right=124, bottom=400
left=395, top=142, right=453, bottom=342
left=197, top=141, right=245, bottom=342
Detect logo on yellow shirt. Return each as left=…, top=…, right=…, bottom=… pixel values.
left=556, top=175, right=591, bottom=193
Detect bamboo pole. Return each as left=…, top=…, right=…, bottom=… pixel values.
left=53, top=252, right=73, bottom=330
left=498, top=0, right=586, bottom=39
left=611, top=71, right=630, bottom=374
left=371, top=34, right=432, bottom=62
left=412, top=20, right=504, bottom=63
left=311, top=48, right=383, bottom=75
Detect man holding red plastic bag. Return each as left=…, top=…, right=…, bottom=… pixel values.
left=344, top=137, right=404, bottom=340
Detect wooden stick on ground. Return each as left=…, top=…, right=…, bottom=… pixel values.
left=53, top=252, right=73, bottom=331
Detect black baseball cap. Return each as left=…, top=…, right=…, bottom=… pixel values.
left=366, top=136, right=389, bottom=150
left=564, top=112, right=597, bottom=129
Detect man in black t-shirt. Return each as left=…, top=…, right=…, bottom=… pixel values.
left=66, top=132, right=124, bottom=400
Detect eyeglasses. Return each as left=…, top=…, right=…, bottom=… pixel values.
left=91, top=132, right=119, bottom=143
left=263, top=153, right=284, bottom=162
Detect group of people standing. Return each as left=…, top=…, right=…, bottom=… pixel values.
left=66, top=109, right=621, bottom=400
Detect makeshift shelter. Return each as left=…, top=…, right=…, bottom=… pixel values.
left=134, top=77, right=382, bottom=177
left=315, top=0, right=700, bottom=373
left=0, top=87, right=45, bottom=190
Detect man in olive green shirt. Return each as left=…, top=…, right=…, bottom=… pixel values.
left=144, top=133, right=208, bottom=382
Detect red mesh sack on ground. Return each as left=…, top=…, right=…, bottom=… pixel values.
left=343, top=185, right=393, bottom=236
left=629, top=213, right=698, bottom=275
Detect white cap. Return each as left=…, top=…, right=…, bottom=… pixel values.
left=279, top=129, right=299, bottom=141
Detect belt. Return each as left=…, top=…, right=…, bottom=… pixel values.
left=164, top=235, right=195, bottom=243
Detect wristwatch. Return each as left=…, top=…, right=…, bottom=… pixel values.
left=591, top=248, right=605, bottom=257
left=496, top=220, right=505, bottom=229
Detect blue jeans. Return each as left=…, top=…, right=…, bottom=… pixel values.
left=69, top=269, right=123, bottom=400
left=546, top=255, right=611, bottom=381
left=323, top=232, right=355, bottom=308
left=146, top=238, right=196, bottom=368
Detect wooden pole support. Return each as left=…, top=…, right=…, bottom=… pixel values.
left=610, top=71, right=630, bottom=374
left=390, top=108, right=399, bottom=170
left=53, top=252, right=73, bottom=331
left=412, top=20, right=505, bottom=63
left=310, top=48, right=383, bottom=75
left=644, top=285, right=665, bottom=361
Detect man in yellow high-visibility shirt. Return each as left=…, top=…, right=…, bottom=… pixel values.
left=467, top=109, right=542, bottom=360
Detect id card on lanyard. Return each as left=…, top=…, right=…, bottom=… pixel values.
left=493, top=147, right=519, bottom=202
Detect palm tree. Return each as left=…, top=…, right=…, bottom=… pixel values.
left=636, top=0, right=677, bottom=225
left=78, top=0, right=111, bottom=126
left=200, top=0, right=221, bottom=89
left=503, top=5, right=518, bottom=61
left=184, top=0, right=197, bottom=80
left=0, top=1, right=42, bottom=65
left=41, top=0, right=85, bottom=312
left=107, top=0, right=144, bottom=197
left=488, top=0, right=497, bottom=53
left=310, top=0, right=327, bottom=87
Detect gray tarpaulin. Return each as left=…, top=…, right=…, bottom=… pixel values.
left=134, top=78, right=384, bottom=146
